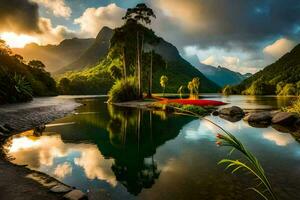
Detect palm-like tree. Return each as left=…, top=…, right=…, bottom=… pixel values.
left=160, top=75, right=168, bottom=97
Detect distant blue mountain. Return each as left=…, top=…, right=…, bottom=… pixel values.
left=196, top=64, right=252, bottom=87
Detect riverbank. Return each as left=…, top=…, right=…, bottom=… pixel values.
left=0, top=96, right=86, bottom=200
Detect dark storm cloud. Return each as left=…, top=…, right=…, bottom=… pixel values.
left=0, top=0, right=40, bottom=33
left=153, top=0, right=300, bottom=50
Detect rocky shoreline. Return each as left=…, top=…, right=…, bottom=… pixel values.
left=0, top=97, right=89, bottom=200
left=214, top=106, right=300, bottom=140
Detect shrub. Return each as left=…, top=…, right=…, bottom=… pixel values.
left=278, top=83, right=297, bottom=96
left=284, top=98, right=300, bottom=114
left=108, top=76, right=139, bottom=103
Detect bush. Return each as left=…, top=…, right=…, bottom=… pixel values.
left=284, top=98, right=300, bottom=114
left=278, top=83, right=297, bottom=96
left=181, top=105, right=208, bottom=115
left=108, top=76, right=139, bottom=103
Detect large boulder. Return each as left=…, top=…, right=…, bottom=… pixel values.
left=271, top=112, right=299, bottom=126
left=243, top=112, right=272, bottom=124
left=219, top=106, right=244, bottom=116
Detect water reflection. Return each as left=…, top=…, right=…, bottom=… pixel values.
left=4, top=97, right=300, bottom=200
left=5, top=102, right=194, bottom=197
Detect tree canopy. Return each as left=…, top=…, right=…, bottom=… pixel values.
left=122, top=3, right=156, bottom=25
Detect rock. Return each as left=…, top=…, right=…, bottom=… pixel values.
left=63, top=190, right=87, bottom=200
left=212, top=110, right=219, bottom=116
left=272, top=124, right=295, bottom=133
left=219, top=114, right=243, bottom=122
left=50, top=184, right=72, bottom=193
left=0, top=125, right=10, bottom=134
left=271, top=112, right=298, bottom=126
left=3, top=124, right=14, bottom=132
left=244, top=112, right=272, bottom=124
left=295, top=119, right=300, bottom=129
left=219, top=106, right=244, bottom=116
left=33, top=124, right=46, bottom=136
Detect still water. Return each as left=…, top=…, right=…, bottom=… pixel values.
left=4, top=95, right=300, bottom=199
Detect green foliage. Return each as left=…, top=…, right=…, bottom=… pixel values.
left=160, top=75, right=168, bottom=96
left=217, top=132, right=277, bottom=200
left=284, top=98, right=300, bottom=114
left=233, top=44, right=300, bottom=95
left=0, top=40, right=57, bottom=104
left=177, top=85, right=185, bottom=99
left=122, top=3, right=156, bottom=25
left=278, top=83, right=297, bottom=96
left=181, top=105, right=208, bottom=115
left=108, top=76, right=139, bottom=103
left=242, top=80, right=275, bottom=95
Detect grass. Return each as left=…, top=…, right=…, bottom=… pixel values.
left=166, top=105, right=277, bottom=200
left=283, top=97, right=300, bottom=114
left=149, top=102, right=211, bottom=116
left=108, top=76, right=139, bottom=103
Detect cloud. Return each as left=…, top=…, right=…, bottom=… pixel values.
left=223, top=56, right=240, bottom=66
left=35, top=17, right=76, bottom=45
left=263, top=38, right=296, bottom=58
left=32, top=0, right=72, bottom=18
left=263, top=131, right=294, bottom=146
left=74, top=3, right=125, bottom=37
left=184, top=45, right=260, bottom=74
left=0, top=0, right=40, bottom=33
left=54, top=162, right=72, bottom=178
left=201, top=56, right=216, bottom=66
left=152, top=0, right=300, bottom=49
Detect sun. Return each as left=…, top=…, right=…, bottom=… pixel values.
left=0, top=32, right=39, bottom=48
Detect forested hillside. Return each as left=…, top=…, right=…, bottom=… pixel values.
left=13, top=38, right=95, bottom=73
left=224, top=44, right=300, bottom=95
left=57, top=20, right=220, bottom=94
left=0, top=40, right=57, bottom=104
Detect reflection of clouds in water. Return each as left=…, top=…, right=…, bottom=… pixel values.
left=263, top=131, right=294, bottom=146
left=54, top=162, right=72, bottom=178
left=74, top=147, right=117, bottom=186
left=181, top=120, right=217, bottom=141
left=7, top=133, right=116, bottom=186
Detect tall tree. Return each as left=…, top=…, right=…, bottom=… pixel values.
left=122, top=3, right=156, bottom=25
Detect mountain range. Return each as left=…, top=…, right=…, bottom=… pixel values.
left=13, top=38, right=95, bottom=73
left=196, top=64, right=252, bottom=87
left=54, top=22, right=220, bottom=94
left=228, top=43, right=300, bottom=95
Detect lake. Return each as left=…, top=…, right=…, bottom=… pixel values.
left=3, top=95, right=300, bottom=200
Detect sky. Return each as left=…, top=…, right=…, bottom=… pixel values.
left=0, top=0, right=300, bottom=74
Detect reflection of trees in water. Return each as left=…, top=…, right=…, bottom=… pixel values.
left=107, top=106, right=160, bottom=194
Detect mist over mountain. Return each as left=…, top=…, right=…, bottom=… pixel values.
left=56, top=26, right=114, bottom=74
left=13, top=38, right=95, bottom=73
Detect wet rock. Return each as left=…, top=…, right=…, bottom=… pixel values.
left=219, top=106, right=244, bottom=116
left=0, top=125, right=10, bottom=134
left=50, top=184, right=72, bottom=193
left=271, top=112, right=298, bottom=126
left=243, top=112, right=272, bottom=125
left=219, top=114, right=243, bottom=122
left=295, top=119, right=300, bottom=129
left=33, top=124, right=45, bottom=136
left=272, top=124, right=295, bottom=133
left=64, top=190, right=87, bottom=200
left=3, top=124, right=14, bottom=132
left=212, top=110, right=219, bottom=116
left=248, top=122, right=269, bottom=128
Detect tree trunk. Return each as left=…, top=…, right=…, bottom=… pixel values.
left=122, top=46, right=127, bottom=80
left=137, top=32, right=141, bottom=98
left=148, top=50, right=153, bottom=97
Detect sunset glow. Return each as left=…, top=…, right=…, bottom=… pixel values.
left=0, top=32, right=38, bottom=48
